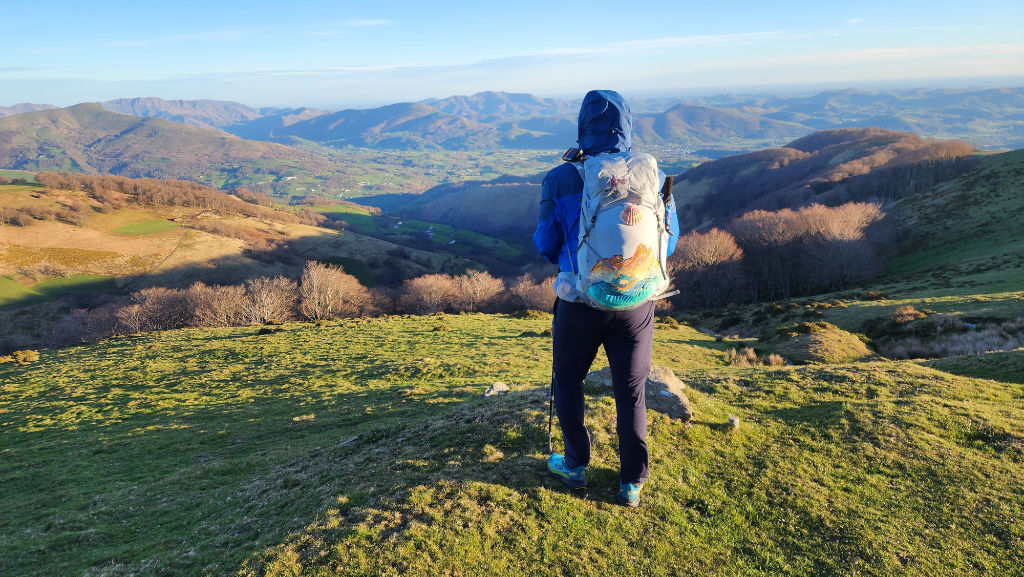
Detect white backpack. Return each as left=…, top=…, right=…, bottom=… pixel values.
left=568, top=151, right=672, bottom=310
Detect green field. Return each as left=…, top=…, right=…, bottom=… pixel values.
left=317, top=204, right=527, bottom=263
left=110, top=219, right=180, bottom=236
left=1, top=314, right=1021, bottom=576
left=0, top=169, right=37, bottom=182
left=0, top=274, right=119, bottom=307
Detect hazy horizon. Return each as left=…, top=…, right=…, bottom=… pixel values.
left=3, top=75, right=1022, bottom=113
left=2, top=0, right=1022, bottom=108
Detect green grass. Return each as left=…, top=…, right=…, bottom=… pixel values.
left=0, top=275, right=38, bottom=305
left=923, top=350, right=1024, bottom=385
left=0, top=169, right=37, bottom=182
left=1, top=314, right=1020, bottom=576
left=880, top=150, right=1024, bottom=294
left=316, top=204, right=528, bottom=263
left=109, top=219, right=180, bottom=236
left=0, top=274, right=119, bottom=307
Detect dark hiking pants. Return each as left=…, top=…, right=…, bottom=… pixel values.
left=552, top=298, right=654, bottom=485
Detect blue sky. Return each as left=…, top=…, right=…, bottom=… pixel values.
left=1, top=0, right=1022, bottom=109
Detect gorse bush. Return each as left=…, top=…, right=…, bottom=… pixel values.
left=726, top=346, right=785, bottom=367
left=893, top=305, right=927, bottom=324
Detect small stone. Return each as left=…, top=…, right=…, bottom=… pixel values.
left=728, top=416, right=740, bottom=430
left=645, top=366, right=693, bottom=422
left=482, top=382, right=510, bottom=397
left=585, top=365, right=693, bottom=422
left=584, top=366, right=613, bottom=387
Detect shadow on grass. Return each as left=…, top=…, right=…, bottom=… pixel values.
left=1, top=359, right=598, bottom=575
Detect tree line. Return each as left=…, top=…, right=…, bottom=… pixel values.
left=21, top=262, right=556, bottom=353
left=32, top=172, right=330, bottom=226
left=669, top=202, right=885, bottom=308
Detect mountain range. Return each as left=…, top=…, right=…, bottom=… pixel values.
left=4, top=87, right=1021, bottom=152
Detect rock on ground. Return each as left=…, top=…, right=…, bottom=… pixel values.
left=584, top=365, right=693, bottom=422
left=482, top=382, right=510, bottom=397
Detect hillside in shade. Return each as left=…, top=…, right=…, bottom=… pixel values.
left=397, top=128, right=978, bottom=241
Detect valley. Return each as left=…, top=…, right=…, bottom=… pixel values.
left=1, top=86, right=1022, bottom=577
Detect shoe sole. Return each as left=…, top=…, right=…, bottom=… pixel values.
left=616, top=494, right=640, bottom=507
left=548, top=467, right=587, bottom=489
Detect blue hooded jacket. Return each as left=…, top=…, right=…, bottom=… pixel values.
left=533, top=90, right=679, bottom=273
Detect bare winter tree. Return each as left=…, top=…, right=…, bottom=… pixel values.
left=453, top=270, right=504, bottom=312
left=397, top=274, right=459, bottom=314
left=186, top=282, right=247, bottom=327
left=123, top=287, right=190, bottom=331
left=507, top=273, right=557, bottom=312
left=731, top=209, right=801, bottom=301
left=298, top=261, right=372, bottom=320
left=670, top=228, right=746, bottom=309
left=244, top=276, right=298, bottom=324
left=795, top=202, right=884, bottom=293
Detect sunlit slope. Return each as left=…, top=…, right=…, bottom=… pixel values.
left=0, top=179, right=466, bottom=304
left=1, top=314, right=1020, bottom=576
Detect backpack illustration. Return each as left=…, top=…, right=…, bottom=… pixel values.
left=572, top=151, right=671, bottom=310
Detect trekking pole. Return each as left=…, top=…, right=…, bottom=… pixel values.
left=547, top=297, right=558, bottom=455
left=547, top=366, right=555, bottom=454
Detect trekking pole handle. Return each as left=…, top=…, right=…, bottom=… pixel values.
left=661, top=176, right=674, bottom=203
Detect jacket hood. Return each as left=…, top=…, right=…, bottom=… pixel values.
left=577, top=90, right=631, bottom=156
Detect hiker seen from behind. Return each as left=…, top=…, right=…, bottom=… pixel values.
left=534, top=89, right=679, bottom=507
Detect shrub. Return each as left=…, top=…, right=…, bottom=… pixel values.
left=726, top=347, right=759, bottom=366
left=299, top=261, right=372, bottom=320
left=879, top=317, right=1024, bottom=359
left=22, top=204, right=56, bottom=221
left=863, top=290, right=888, bottom=301
left=510, top=309, right=550, bottom=320
left=507, top=274, right=556, bottom=313
left=12, top=350, right=40, bottom=364
left=0, top=207, right=32, bottom=226
left=776, top=321, right=834, bottom=337
left=397, top=274, right=459, bottom=314
left=658, top=316, right=680, bottom=328
left=453, top=270, right=504, bottom=312
left=186, top=282, right=247, bottom=327
left=244, top=276, right=298, bottom=324
left=893, top=305, right=927, bottom=324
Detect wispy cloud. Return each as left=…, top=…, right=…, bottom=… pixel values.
left=846, top=18, right=865, bottom=24
left=105, top=28, right=257, bottom=48
left=612, top=31, right=787, bottom=51
left=516, top=31, right=787, bottom=59
left=344, top=19, right=392, bottom=27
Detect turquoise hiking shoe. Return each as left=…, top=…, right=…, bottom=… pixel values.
left=617, top=481, right=643, bottom=507
left=547, top=453, right=587, bottom=489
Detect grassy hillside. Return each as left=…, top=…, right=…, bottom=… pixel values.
left=2, top=145, right=1022, bottom=576
left=878, top=149, right=1024, bottom=295
left=315, top=204, right=528, bottom=268
left=0, top=177, right=471, bottom=309
left=1, top=313, right=1020, bottom=576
